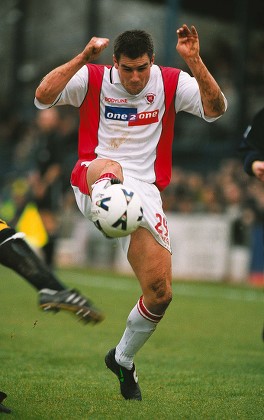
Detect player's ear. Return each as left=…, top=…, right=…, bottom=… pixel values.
left=113, top=55, right=118, bottom=69
left=151, top=54, right=155, bottom=65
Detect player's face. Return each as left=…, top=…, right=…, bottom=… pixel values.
left=114, top=53, right=154, bottom=95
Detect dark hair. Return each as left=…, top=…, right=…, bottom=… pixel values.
left=114, top=29, right=154, bottom=62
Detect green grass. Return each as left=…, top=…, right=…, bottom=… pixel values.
left=1, top=266, right=263, bottom=419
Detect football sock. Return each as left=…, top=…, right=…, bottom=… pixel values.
left=91, top=173, right=118, bottom=200
left=115, top=296, right=163, bottom=370
left=0, top=228, right=65, bottom=291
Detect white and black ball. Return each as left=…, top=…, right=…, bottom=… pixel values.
left=91, top=183, right=143, bottom=238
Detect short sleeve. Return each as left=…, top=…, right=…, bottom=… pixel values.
left=34, top=65, right=89, bottom=109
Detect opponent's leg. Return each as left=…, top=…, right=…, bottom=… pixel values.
left=0, top=220, right=104, bottom=323
left=0, top=220, right=64, bottom=291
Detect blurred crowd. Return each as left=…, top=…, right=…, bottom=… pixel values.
left=161, top=160, right=263, bottom=248
left=0, top=107, right=79, bottom=268
left=0, top=104, right=264, bottom=269
left=0, top=70, right=264, bottom=267
left=0, top=7, right=263, bottom=281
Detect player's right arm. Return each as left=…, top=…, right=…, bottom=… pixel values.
left=35, top=37, right=109, bottom=105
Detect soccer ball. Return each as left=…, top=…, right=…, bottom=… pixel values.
left=91, top=183, right=143, bottom=238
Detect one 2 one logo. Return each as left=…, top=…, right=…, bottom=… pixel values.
left=105, top=106, right=159, bottom=126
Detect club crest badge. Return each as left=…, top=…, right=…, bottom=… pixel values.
left=145, top=93, right=156, bottom=104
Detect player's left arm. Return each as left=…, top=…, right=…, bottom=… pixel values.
left=176, top=24, right=227, bottom=118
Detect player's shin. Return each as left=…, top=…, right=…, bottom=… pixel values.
left=115, top=296, right=163, bottom=369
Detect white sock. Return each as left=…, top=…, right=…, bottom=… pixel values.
left=115, top=296, right=163, bottom=370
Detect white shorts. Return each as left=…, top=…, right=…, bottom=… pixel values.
left=72, top=174, right=171, bottom=255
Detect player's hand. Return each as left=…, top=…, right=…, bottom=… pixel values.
left=252, top=160, right=264, bottom=182
left=81, top=37, right=110, bottom=63
left=176, top=24, right=200, bottom=61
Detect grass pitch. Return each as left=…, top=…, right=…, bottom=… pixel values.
left=1, top=266, right=263, bottom=419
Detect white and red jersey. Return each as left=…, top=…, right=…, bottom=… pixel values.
left=35, top=64, right=224, bottom=191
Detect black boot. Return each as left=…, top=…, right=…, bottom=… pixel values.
left=0, top=391, right=11, bottom=414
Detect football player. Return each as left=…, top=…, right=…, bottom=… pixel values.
left=35, top=24, right=227, bottom=400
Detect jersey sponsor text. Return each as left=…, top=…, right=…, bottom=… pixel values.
left=105, top=106, right=137, bottom=121
left=105, top=106, right=159, bottom=126
left=105, top=97, right=128, bottom=104
left=128, top=110, right=159, bottom=126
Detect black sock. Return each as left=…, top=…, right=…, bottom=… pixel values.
left=0, top=228, right=65, bottom=291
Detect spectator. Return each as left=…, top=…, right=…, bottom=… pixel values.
left=28, top=108, right=64, bottom=268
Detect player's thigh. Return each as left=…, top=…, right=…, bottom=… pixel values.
left=128, top=227, right=172, bottom=311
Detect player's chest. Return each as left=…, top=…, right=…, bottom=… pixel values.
left=100, top=78, right=164, bottom=126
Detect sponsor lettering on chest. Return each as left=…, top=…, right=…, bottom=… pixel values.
left=105, top=106, right=159, bottom=126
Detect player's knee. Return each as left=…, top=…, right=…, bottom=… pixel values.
left=102, top=160, right=123, bottom=181
left=87, top=159, right=124, bottom=192
left=149, top=278, right=172, bottom=313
